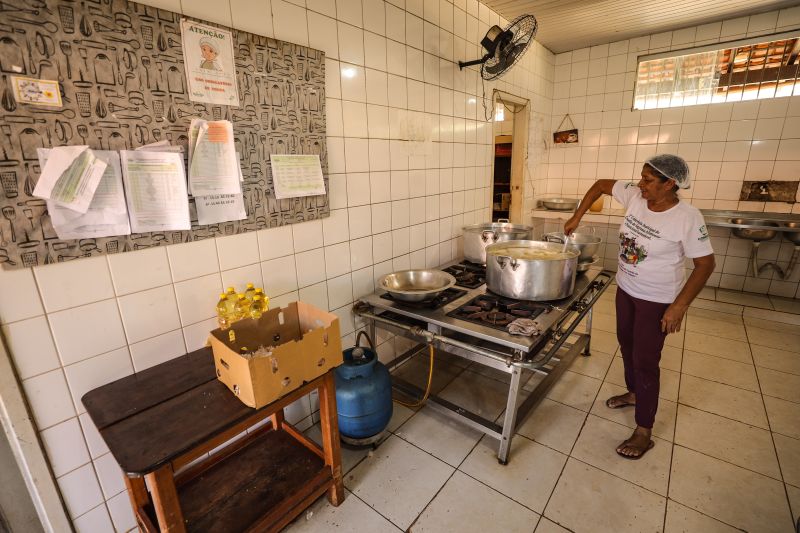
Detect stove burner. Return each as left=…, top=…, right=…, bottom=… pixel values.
left=447, top=294, right=551, bottom=331
left=379, top=287, right=467, bottom=310
left=442, top=262, right=486, bottom=289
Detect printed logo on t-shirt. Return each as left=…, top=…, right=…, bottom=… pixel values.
left=698, top=224, right=709, bottom=241
left=619, top=232, right=648, bottom=264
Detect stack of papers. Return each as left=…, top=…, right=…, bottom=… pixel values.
left=188, top=119, right=247, bottom=225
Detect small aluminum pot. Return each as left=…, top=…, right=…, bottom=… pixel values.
left=378, top=269, right=456, bottom=302
left=463, top=220, right=532, bottom=264
left=543, top=231, right=601, bottom=263
left=486, top=240, right=580, bottom=301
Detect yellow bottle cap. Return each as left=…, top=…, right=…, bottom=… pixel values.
left=246, top=283, right=255, bottom=289
left=253, top=295, right=262, bottom=301
left=226, top=286, right=235, bottom=293
left=237, top=294, right=246, bottom=299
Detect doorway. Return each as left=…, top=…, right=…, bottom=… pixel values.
left=491, top=91, right=529, bottom=224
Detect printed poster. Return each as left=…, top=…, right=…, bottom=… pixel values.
left=11, top=76, right=62, bottom=107
left=180, top=19, right=240, bottom=106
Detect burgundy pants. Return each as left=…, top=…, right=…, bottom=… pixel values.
left=615, top=288, right=670, bottom=429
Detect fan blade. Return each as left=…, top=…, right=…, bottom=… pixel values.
left=484, top=43, right=524, bottom=75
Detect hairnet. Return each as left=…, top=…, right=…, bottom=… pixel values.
left=645, top=154, right=690, bottom=189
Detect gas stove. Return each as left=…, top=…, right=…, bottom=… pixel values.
left=360, top=262, right=609, bottom=353
left=354, top=260, right=614, bottom=465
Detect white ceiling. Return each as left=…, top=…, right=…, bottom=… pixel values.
left=481, top=0, right=799, bottom=53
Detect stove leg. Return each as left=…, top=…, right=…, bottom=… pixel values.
left=582, top=307, right=593, bottom=356
left=497, top=366, right=523, bottom=465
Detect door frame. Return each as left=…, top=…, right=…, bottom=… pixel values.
left=0, top=334, right=71, bottom=533
left=492, top=90, right=530, bottom=225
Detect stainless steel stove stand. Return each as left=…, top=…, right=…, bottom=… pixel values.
left=356, top=272, right=613, bottom=464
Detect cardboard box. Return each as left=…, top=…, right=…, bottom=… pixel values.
left=208, top=301, right=342, bottom=408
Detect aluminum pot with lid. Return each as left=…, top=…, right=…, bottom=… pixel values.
left=485, top=240, right=580, bottom=301
left=543, top=231, right=601, bottom=263
left=463, top=219, right=532, bottom=264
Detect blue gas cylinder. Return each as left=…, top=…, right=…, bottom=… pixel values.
left=335, top=343, right=393, bottom=440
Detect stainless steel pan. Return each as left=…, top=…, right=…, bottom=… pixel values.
left=378, top=269, right=456, bottom=302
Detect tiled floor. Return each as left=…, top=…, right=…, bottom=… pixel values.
left=287, top=286, right=800, bottom=533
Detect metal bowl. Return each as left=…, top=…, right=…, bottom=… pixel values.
left=378, top=269, right=456, bottom=302
left=541, top=198, right=579, bottom=211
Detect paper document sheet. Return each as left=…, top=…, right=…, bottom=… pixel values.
left=195, top=152, right=247, bottom=225
left=37, top=149, right=131, bottom=239
left=270, top=154, right=326, bottom=199
left=188, top=119, right=240, bottom=196
left=33, top=146, right=108, bottom=214
left=120, top=150, right=191, bottom=233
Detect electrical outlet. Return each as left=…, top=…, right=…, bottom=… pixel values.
left=739, top=181, right=798, bottom=203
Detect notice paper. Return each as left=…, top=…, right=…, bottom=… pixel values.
left=135, top=140, right=183, bottom=153
left=188, top=119, right=240, bottom=196
left=180, top=19, right=239, bottom=106
left=195, top=152, right=247, bottom=225
left=33, top=146, right=107, bottom=214
left=37, top=149, right=131, bottom=239
left=120, top=150, right=191, bottom=233
left=269, top=154, right=326, bottom=199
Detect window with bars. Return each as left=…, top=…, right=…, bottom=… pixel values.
left=633, top=31, right=800, bottom=110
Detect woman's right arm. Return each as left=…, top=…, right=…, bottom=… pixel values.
left=563, top=179, right=616, bottom=235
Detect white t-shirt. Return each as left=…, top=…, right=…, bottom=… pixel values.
left=612, top=181, right=714, bottom=304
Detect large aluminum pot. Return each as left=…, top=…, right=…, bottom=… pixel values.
left=486, top=240, right=580, bottom=301
left=463, top=220, right=532, bottom=264
left=378, top=270, right=456, bottom=302
left=543, top=231, right=601, bottom=263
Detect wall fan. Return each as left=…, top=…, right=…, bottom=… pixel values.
left=458, top=14, right=538, bottom=80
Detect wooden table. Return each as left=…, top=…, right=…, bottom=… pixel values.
left=82, top=347, right=344, bottom=532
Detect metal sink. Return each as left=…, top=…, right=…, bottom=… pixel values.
left=729, top=218, right=779, bottom=241
left=784, top=222, right=800, bottom=245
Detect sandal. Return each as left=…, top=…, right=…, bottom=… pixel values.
left=605, top=394, right=635, bottom=409
left=616, top=439, right=655, bottom=460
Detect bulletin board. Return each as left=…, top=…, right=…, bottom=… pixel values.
left=0, top=0, right=328, bottom=269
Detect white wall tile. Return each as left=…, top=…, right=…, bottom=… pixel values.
left=34, top=256, right=114, bottom=313
left=106, top=490, right=137, bottom=533
left=295, top=248, right=327, bottom=288
left=129, top=330, right=185, bottom=372
left=327, top=273, right=353, bottom=309
left=167, top=239, right=219, bottom=282
left=57, top=463, right=104, bottom=518
left=108, top=247, right=171, bottom=296
left=308, top=12, right=340, bottom=58
left=325, top=242, right=352, bottom=278
left=216, top=232, right=260, bottom=271
left=338, top=22, right=365, bottom=64
left=230, top=0, right=274, bottom=37
left=3, top=316, right=60, bottom=380
left=257, top=225, right=294, bottom=261
left=183, top=317, right=218, bottom=352
left=272, top=0, right=309, bottom=45
left=220, top=263, right=263, bottom=293
left=63, top=347, right=133, bottom=414
left=323, top=208, right=351, bottom=244
left=72, top=503, right=113, bottom=533
left=298, top=281, right=329, bottom=310
left=292, top=219, right=324, bottom=252
left=0, top=268, right=43, bottom=324
left=174, top=273, right=222, bottom=326
left=49, top=299, right=127, bottom=366
left=262, top=255, right=298, bottom=296
left=78, top=413, right=109, bottom=460
left=40, top=418, right=90, bottom=477
left=22, top=369, right=75, bottom=429
left=348, top=205, right=373, bottom=239
left=118, top=285, right=181, bottom=344
left=93, top=452, right=126, bottom=499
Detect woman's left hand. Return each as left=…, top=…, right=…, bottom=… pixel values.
left=661, top=303, right=688, bottom=334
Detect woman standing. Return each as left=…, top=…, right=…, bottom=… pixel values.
left=564, top=154, right=715, bottom=459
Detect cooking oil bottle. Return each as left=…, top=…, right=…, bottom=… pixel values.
left=224, top=286, right=238, bottom=314
left=254, top=287, right=270, bottom=310
left=233, top=293, right=250, bottom=321
left=216, top=293, right=231, bottom=330
left=244, top=283, right=256, bottom=301
left=250, top=294, right=266, bottom=319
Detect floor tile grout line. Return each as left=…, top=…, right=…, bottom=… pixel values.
left=662, top=319, right=686, bottom=533
left=743, top=323, right=797, bottom=520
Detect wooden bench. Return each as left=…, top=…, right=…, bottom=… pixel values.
left=82, top=347, right=344, bottom=532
